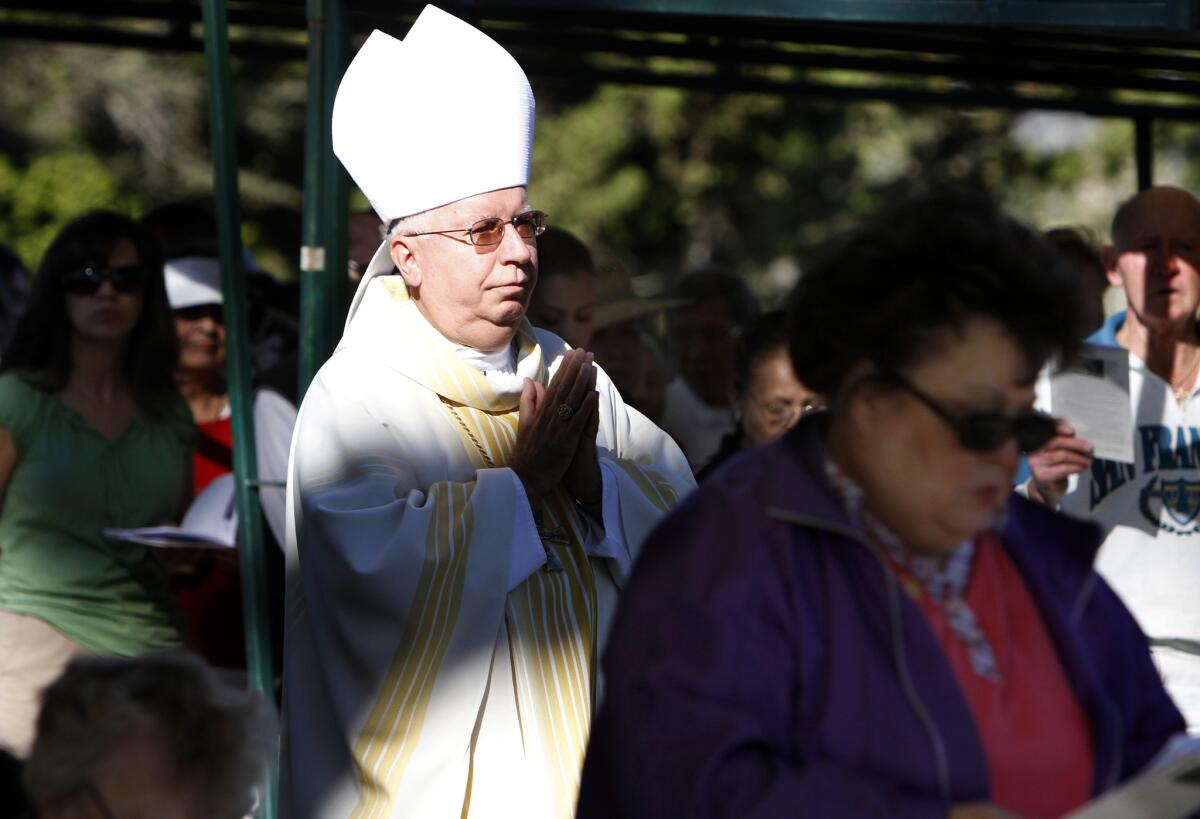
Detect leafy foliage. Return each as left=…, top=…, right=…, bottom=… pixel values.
left=0, top=37, right=1189, bottom=307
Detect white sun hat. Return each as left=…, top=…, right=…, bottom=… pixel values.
left=163, top=256, right=223, bottom=309
left=332, top=5, right=535, bottom=226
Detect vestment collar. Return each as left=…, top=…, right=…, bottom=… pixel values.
left=337, top=273, right=547, bottom=412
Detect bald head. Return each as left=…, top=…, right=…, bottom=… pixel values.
left=1110, top=186, right=1200, bottom=250
left=1104, top=185, right=1200, bottom=331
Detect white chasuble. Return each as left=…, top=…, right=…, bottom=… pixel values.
left=281, top=275, right=694, bottom=819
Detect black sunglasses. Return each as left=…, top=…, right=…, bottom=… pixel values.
left=63, top=265, right=145, bottom=296
left=885, top=371, right=1058, bottom=454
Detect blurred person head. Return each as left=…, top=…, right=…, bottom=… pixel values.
left=590, top=319, right=641, bottom=401
left=733, top=311, right=820, bottom=447
left=790, top=194, right=1081, bottom=555
left=1045, top=226, right=1107, bottom=335
left=628, top=331, right=668, bottom=422
left=348, top=209, right=386, bottom=285
left=525, top=227, right=595, bottom=349
left=1102, top=186, right=1200, bottom=334
left=164, top=257, right=227, bottom=381
left=669, top=267, right=759, bottom=407
left=0, top=211, right=178, bottom=416
left=590, top=256, right=687, bottom=404
left=26, top=652, right=275, bottom=819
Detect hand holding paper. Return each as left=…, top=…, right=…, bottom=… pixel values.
left=1046, top=343, right=1135, bottom=464
left=1027, top=420, right=1095, bottom=507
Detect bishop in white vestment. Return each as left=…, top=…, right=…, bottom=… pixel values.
left=280, top=7, right=694, bottom=819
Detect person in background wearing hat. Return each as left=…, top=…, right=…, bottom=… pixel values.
left=0, top=212, right=194, bottom=757
left=281, top=8, right=693, bottom=819
left=162, top=256, right=293, bottom=670
left=525, top=226, right=596, bottom=350
left=660, top=267, right=760, bottom=471
left=624, top=331, right=670, bottom=424
left=588, top=256, right=687, bottom=424
left=162, top=256, right=244, bottom=669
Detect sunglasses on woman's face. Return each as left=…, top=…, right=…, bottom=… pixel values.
left=885, top=371, right=1059, bottom=454
left=63, top=265, right=146, bottom=296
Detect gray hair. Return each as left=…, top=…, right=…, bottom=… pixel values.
left=25, top=651, right=276, bottom=819
left=385, top=207, right=434, bottom=238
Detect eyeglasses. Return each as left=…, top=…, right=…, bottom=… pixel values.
left=63, top=265, right=145, bottom=296
left=748, top=395, right=825, bottom=425
left=404, top=210, right=547, bottom=247
left=884, top=370, right=1058, bottom=454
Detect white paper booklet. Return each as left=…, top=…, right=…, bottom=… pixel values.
left=1066, top=737, right=1200, bottom=819
left=104, top=473, right=238, bottom=550
left=1047, top=342, right=1135, bottom=464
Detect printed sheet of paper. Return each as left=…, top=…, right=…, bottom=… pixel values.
left=104, top=473, right=237, bottom=550
left=1065, top=749, right=1200, bottom=819
left=1048, top=343, right=1134, bottom=464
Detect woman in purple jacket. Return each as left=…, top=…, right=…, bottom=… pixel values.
left=577, top=195, right=1185, bottom=819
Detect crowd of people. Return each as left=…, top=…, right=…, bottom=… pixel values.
left=1, top=4, right=1200, bottom=819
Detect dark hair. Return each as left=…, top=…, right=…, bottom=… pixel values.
left=0, top=245, right=30, bottom=348
left=1045, top=226, right=1106, bottom=287
left=789, top=194, right=1082, bottom=397
left=141, top=201, right=218, bottom=260
left=537, top=226, right=594, bottom=280
left=673, top=266, right=759, bottom=330
left=733, top=310, right=790, bottom=394
left=1, top=211, right=180, bottom=417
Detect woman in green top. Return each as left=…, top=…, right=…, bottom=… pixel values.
left=0, top=211, right=194, bottom=756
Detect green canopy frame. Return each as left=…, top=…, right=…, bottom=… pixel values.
left=7, top=2, right=1200, bottom=816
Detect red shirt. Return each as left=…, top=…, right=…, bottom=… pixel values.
left=890, top=533, right=1094, bottom=818
left=193, top=415, right=233, bottom=493
left=177, top=413, right=244, bottom=668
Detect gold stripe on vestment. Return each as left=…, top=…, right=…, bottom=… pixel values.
left=457, top=406, right=599, bottom=818
left=349, top=481, right=475, bottom=819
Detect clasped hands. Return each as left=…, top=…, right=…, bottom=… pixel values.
left=509, top=348, right=602, bottom=509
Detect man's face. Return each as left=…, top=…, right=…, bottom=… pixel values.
left=1107, top=190, right=1200, bottom=331
left=392, top=186, right=537, bottom=351
left=670, top=297, right=736, bottom=405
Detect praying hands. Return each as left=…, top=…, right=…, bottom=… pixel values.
left=509, top=347, right=602, bottom=508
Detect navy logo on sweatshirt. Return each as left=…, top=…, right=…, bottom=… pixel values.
left=1090, top=425, right=1200, bottom=534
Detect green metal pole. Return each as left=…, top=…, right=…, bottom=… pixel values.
left=199, top=2, right=278, bottom=818
left=1136, top=117, right=1154, bottom=191
left=322, top=0, right=350, bottom=352
left=299, top=0, right=349, bottom=399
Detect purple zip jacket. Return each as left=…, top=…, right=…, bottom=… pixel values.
left=577, top=415, right=1184, bottom=819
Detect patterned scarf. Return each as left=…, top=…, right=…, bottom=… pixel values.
left=824, top=456, right=1002, bottom=683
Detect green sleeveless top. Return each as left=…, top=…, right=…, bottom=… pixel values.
left=0, top=372, right=194, bottom=654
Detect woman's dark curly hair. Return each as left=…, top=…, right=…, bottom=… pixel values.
left=789, top=194, right=1082, bottom=398
left=0, top=211, right=180, bottom=416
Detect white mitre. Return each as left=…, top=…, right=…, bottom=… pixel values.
left=333, top=5, right=534, bottom=225
left=333, top=4, right=535, bottom=321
